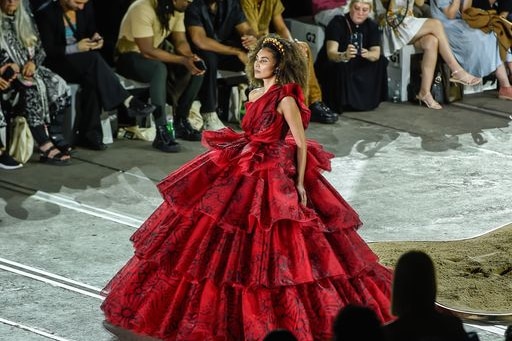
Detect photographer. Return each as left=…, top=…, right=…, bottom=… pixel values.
left=315, top=0, right=388, bottom=112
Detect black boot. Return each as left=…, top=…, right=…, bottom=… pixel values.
left=152, top=125, right=181, bottom=153
left=175, top=117, right=202, bottom=141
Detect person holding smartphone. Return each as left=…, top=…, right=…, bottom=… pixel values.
left=116, top=0, right=205, bottom=147
left=315, top=0, right=388, bottom=112
left=34, top=0, right=157, bottom=151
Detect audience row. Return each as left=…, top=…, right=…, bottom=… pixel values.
left=1, top=0, right=511, bottom=171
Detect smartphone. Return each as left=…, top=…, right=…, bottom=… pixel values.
left=1, top=66, right=15, bottom=81
left=349, top=32, right=363, bottom=55
left=91, top=36, right=103, bottom=42
left=194, top=59, right=207, bottom=71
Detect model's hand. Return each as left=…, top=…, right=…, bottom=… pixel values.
left=296, top=184, right=307, bottom=206
left=22, top=60, right=36, bottom=79
left=241, top=35, right=257, bottom=50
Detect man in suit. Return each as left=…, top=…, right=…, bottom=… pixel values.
left=33, top=0, right=156, bottom=150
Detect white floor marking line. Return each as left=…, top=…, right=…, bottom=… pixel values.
left=0, top=257, right=102, bottom=292
left=0, top=317, right=78, bottom=341
left=0, top=264, right=104, bottom=300
left=33, top=190, right=144, bottom=228
left=466, top=323, right=506, bottom=335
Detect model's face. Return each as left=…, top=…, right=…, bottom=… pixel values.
left=349, top=2, right=371, bottom=24
left=61, top=0, right=89, bottom=11
left=0, top=0, right=19, bottom=16
left=254, top=47, right=277, bottom=80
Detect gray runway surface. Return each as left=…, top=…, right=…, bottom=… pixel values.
left=1, top=91, right=511, bottom=340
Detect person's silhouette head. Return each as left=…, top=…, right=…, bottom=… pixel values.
left=391, top=250, right=437, bottom=316
left=332, top=304, right=384, bottom=340
left=263, top=329, right=298, bottom=341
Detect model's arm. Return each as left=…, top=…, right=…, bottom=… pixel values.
left=278, top=96, right=307, bottom=206
left=461, top=0, right=472, bottom=11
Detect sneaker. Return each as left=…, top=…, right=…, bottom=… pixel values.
left=309, top=101, right=339, bottom=124
left=0, top=152, right=23, bottom=170
left=126, top=97, right=156, bottom=118
left=498, top=86, right=512, bottom=100
left=202, top=112, right=225, bottom=131
left=152, top=125, right=181, bottom=153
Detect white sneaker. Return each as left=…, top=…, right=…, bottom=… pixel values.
left=202, top=112, right=226, bottom=131
left=188, top=100, right=203, bottom=131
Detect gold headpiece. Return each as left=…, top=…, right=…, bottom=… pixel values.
left=262, top=37, right=285, bottom=56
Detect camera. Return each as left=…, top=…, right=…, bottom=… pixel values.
left=194, top=59, right=207, bottom=71
left=349, top=32, right=363, bottom=55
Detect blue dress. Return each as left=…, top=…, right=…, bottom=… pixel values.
left=430, top=0, right=502, bottom=77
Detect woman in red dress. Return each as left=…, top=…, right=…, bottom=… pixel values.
left=101, top=35, right=393, bottom=341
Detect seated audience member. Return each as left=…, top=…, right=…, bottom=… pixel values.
left=263, top=329, right=298, bottom=341
left=471, top=0, right=512, bottom=79
left=380, top=0, right=480, bottom=109
left=0, top=0, right=71, bottom=166
left=116, top=0, right=204, bottom=152
left=332, top=304, right=384, bottom=341
left=185, top=0, right=257, bottom=130
left=0, top=62, right=22, bottom=170
left=33, top=0, right=156, bottom=151
left=241, top=0, right=339, bottom=123
left=315, top=0, right=388, bottom=112
left=384, top=250, right=470, bottom=341
left=430, top=0, right=512, bottom=100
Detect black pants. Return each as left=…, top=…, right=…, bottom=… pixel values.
left=117, top=52, right=203, bottom=126
left=194, top=49, right=245, bottom=113
left=46, top=51, right=129, bottom=142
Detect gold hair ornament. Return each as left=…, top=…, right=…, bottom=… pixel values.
left=262, top=37, right=285, bottom=56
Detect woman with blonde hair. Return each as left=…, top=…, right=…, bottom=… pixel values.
left=315, top=0, right=389, bottom=112
left=380, top=0, right=481, bottom=109
left=0, top=0, right=71, bottom=165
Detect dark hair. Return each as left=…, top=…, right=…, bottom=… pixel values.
left=156, top=0, right=174, bottom=33
left=263, top=329, right=298, bottom=341
left=332, top=304, right=384, bottom=341
left=246, top=34, right=308, bottom=94
left=391, top=250, right=437, bottom=316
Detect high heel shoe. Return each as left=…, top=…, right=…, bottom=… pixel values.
left=449, top=69, right=481, bottom=86
left=416, top=93, right=442, bottom=110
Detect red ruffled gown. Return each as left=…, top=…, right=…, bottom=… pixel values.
left=101, top=83, right=393, bottom=340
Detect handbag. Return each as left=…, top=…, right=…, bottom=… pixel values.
left=9, top=116, right=34, bottom=163
left=441, top=62, right=463, bottom=103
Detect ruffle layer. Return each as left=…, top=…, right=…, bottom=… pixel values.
left=156, top=131, right=358, bottom=234
left=107, top=202, right=374, bottom=289
left=102, top=265, right=392, bottom=341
